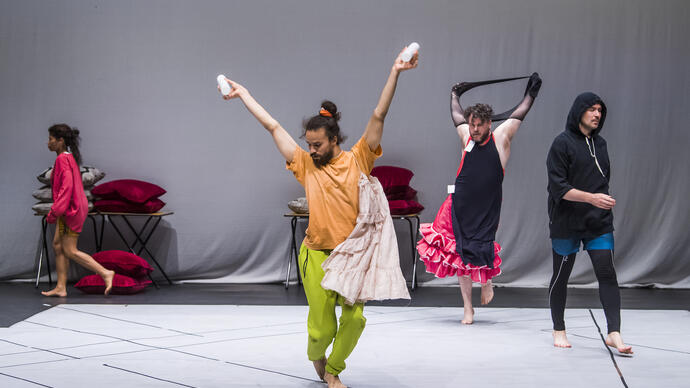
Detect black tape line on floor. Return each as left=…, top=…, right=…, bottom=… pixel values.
left=103, top=364, right=197, bottom=387
left=19, top=320, right=319, bottom=383
left=56, top=306, right=202, bottom=337
left=0, top=371, right=53, bottom=387
left=588, top=309, right=629, bottom=388
left=0, top=337, right=79, bottom=361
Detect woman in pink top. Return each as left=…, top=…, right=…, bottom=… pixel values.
left=42, top=124, right=114, bottom=297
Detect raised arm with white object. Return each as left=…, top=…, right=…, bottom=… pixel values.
left=217, top=74, right=231, bottom=96
left=400, top=42, right=420, bottom=62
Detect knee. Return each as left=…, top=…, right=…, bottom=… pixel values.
left=62, top=246, right=79, bottom=259
left=308, top=326, right=337, bottom=345
left=52, top=240, right=62, bottom=253
left=341, top=308, right=367, bottom=330
left=596, top=262, right=618, bottom=283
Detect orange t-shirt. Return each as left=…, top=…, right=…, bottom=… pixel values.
left=287, top=136, right=382, bottom=250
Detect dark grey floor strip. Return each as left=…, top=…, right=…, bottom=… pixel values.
left=103, top=364, right=197, bottom=387
left=588, top=309, right=629, bottom=388
left=56, top=306, right=202, bottom=337
left=0, top=371, right=53, bottom=387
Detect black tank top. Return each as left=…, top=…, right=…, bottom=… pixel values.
left=451, top=134, right=504, bottom=268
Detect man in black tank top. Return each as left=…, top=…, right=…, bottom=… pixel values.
left=451, top=84, right=539, bottom=323
left=418, top=74, right=542, bottom=325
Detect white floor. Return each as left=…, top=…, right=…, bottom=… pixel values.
left=0, top=305, right=688, bottom=387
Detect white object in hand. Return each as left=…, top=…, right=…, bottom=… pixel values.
left=217, top=74, right=231, bottom=96
left=401, top=42, right=420, bottom=62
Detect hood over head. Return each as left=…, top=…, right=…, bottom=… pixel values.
left=566, top=92, right=607, bottom=136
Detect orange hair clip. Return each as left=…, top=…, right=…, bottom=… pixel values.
left=319, top=107, right=332, bottom=117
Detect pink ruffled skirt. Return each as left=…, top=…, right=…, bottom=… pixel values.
left=417, top=195, right=502, bottom=284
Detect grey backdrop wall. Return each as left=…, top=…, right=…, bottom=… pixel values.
left=2, top=0, right=689, bottom=287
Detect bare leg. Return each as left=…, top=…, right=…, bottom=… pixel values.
left=312, top=357, right=326, bottom=381
left=552, top=330, right=572, bottom=348
left=480, top=279, right=495, bottom=305
left=41, top=229, right=69, bottom=297
left=62, top=235, right=115, bottom=295
left=605, top=331, right=633, bottom=354
left=458, top=275, right=474, bottom=324
left=324, top=371, right=347, bottom=388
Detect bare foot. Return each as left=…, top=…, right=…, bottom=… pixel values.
left=102, top=270, right=115, bottom=296
left=324, top=372, right=347, bottom=388
left=41, top=287, right=67, bottom=297
left=461, top=307, right=474, bottom=325
left=606, top=331, right=633, bottom=354
left=480, top=282, right=494, bottom=305
left=312, top=358, right=326, bottom=381
left=553, top=330, right=572, bottom=348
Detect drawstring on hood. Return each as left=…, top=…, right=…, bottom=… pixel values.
left=546, top=92, right=613, bottom=239
left=567, top=92, right=608, bottom=178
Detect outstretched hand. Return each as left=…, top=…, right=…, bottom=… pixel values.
left=393, top=46, right=419, bottom=73
left=525, top=72, right=542, bottom=98
left=218, top=77, right=248, bottom=100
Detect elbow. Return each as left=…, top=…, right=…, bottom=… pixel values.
left=372, top=109, right=386, bottom=122
left=265, top=121, right=280, bottom=133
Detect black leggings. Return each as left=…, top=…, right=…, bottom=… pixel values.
left=548, top=249, right=621, bottom=333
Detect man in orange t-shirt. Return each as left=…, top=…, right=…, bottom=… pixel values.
left=219, top=47, right=418, bottom=388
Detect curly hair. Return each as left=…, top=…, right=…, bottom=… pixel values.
left=464, top=103, right=493, bottom=124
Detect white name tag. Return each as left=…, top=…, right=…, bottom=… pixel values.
left=447, top=185, right=455, bottom=194
left=464, top=140, right=475, bottom=152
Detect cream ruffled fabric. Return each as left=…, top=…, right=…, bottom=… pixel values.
left=320, top=173, right=411, bottom=305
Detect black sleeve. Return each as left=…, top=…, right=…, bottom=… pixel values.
left=547, top=136, right=573, bottom=202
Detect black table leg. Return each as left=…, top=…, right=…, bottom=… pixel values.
left=35, top=216, right=52, bottom=288
left=88, top=215, right=101, bottom=252
left=285, top=216, right=302, bottom=289
left=402, top=216, right=420, bottom=290
left=106, top=215, right=160, bottom=288
left=120, top=216, right=172, bottom=285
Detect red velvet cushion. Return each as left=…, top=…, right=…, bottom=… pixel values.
left=385, top=185, right=418, bottom=201
left=94, top=198, right=165, bottom=213
left=74, top=274, right=151, bottom=295
left=371, top=166, right=414, bottom=189
left=92, top=250, right=154, bottom=278
left=92, top=179, right=166, bottom=203
left=388, top=199, right=424, bottom=215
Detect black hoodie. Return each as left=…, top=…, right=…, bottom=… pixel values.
left=546, top=92, right=613, bottom=239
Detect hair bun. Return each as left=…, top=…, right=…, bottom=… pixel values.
left=320, top=100, right=341, bottom=121
left=71, top=128, right=80, bottom=136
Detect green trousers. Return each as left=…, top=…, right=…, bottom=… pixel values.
left=298, top=243, right=366, bottom=376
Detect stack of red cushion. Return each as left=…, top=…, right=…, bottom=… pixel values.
left=371, top=166, right=424, bottom=215
left=75, top=250, right=153, bottom=294
left=92, top=179, right=166, bottom=213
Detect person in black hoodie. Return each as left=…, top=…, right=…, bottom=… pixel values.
left=546, top=92, right=632, bottom=354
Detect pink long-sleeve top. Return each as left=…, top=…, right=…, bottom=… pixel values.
left=46, top=152, right=88, bottom=233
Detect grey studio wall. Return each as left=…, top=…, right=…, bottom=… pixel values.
left=1, top=0, right=689, bottom=287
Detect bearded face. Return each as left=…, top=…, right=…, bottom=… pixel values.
left=468, top=115, right=492, bottom=144
left=305, top=127, right=338, bottom=168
